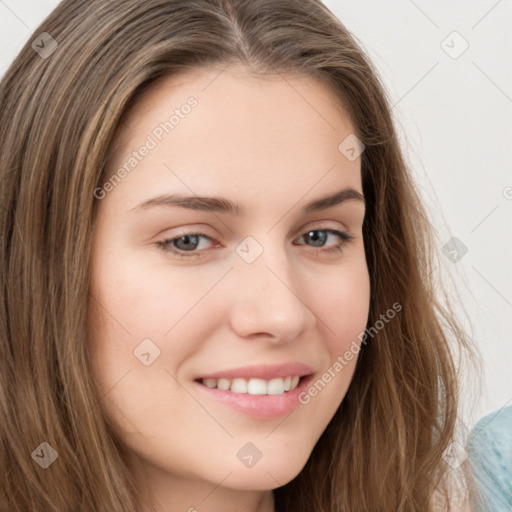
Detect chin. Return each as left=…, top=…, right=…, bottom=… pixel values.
left=222, top=468, right=301, bottom=491
left=218, top=450, right=310, bottom=491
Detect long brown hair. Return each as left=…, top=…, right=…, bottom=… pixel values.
left=0, top=0, right=476, bottom=510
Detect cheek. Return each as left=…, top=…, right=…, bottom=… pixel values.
left=88, top=246, right=227, bottom=347
left=314, top=256, right=371, bottom=354
left=86, top=251, right=231, bottom=424
left=297, top=256, right=370, bottom=412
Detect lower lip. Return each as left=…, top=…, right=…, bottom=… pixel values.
left=193, top=375, right=314, bottom=419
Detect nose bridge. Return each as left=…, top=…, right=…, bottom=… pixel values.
left=228, top=234, right=316, bottom=341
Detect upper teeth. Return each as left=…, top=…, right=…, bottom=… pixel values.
left=201, top=376, right=301, bottom=395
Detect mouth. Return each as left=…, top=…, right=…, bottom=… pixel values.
left=194, top=375, right=305, bottom=395
left=192, top=368, right=315, bottom=419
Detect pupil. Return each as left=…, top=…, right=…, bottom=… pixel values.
left=307, top=230, right=326, bottom=247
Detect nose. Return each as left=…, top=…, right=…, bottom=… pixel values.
left=227, top=245, right=317, bottom=343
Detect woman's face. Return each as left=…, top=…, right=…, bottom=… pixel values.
left=88, top=64, right=370, bottom=509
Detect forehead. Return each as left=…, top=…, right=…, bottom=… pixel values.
left=104, top=64, right=362, bottom=208
left=117, top=63, right=351, bottom=131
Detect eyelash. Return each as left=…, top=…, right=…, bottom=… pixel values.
left=154, top=227, right=354, bottom=259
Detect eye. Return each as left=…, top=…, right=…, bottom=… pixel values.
left=155, top=233, right=214, bottom=257
left=294, top=228, right=354, bottom=256
left=155, top=227, right=354, bottom=258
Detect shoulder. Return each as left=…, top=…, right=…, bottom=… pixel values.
left=467, top=406, right=512, bottom=512
left=469, top=406, right=512, bottom=459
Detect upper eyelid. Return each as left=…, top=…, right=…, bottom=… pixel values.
left=161, top=219, right=350, bottom=239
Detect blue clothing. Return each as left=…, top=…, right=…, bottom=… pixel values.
left=467, top=406, right=512, bottom=512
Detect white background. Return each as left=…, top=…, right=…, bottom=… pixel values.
left=1, top=0, right=511, bottom=429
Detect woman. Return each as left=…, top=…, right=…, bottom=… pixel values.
left=0, top=0, right=476, bottom=510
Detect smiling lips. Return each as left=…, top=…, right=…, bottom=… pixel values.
left=195, top=362, right=314, bottom=396
left=194, top=363, right=315, bottom=419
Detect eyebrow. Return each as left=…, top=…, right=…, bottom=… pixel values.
left=131, top=187, right=365, bottom=215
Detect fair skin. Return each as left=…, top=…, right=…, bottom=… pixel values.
left=88, top=63, right=370, bottom=512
